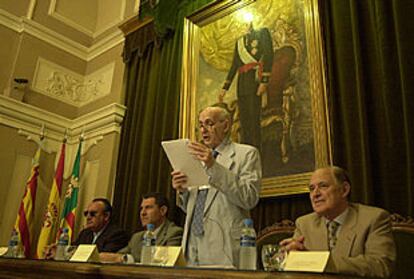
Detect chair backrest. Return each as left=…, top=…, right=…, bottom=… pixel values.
left=256, top=220, right=295, bottom=269
left=390, top=213, right=414, bottom=279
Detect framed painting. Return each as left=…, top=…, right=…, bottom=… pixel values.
left=180, top=0, right=332, bottom=197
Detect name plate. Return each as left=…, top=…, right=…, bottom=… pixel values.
left=69, top=244, right=99, bottom=262
left=0, top=247, right=8, bottom=256
left=152, top=246, right=186, bottom=267
left=284, top=251, right=330, bottom=273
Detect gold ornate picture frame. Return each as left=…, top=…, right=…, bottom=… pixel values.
left=180, top=0, right=332, bottom=197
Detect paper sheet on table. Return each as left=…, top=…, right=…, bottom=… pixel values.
left=162, top=139, right=208, bottom=188
left=283, top=251, right=330, bottom=273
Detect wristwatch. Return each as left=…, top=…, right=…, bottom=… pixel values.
left=122, top=253, right=128, bottom=264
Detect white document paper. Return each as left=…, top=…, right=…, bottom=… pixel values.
left=283, top=251, right=330, bottom=273
left=162, top=139, right=208, bottom=187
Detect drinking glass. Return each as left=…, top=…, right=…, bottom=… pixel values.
left=261, top=244, right=287, bottom=271
left=64, top=245, right=77, bottom=260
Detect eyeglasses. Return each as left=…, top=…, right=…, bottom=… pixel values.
left=83, top=210, right=98, bottom=217
left=198, top=119, right=225, bottom=130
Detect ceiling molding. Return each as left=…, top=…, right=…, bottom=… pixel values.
left=0, top=94, right=126, bottom=146
left=48, top=0, right=126, bottom=39
left=0, top=9, right=23, bottom=33
left=0, top=8, right=124, bottom=62
left=119, top=15, right=153, bottom=36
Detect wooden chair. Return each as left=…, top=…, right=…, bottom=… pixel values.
left=390, top=213, right=414, bottom=279
left=256, top=219, right=295, bottom=269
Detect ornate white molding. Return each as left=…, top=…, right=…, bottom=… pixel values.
left=0, top=95, right=126, bottom=155
left=0, top=9, right=124, bottom=61
left=32, top=57, right=114, bottom=107
left=48, top=0, right=126, bottom=39
left=0, top=8, right=23, bottom=33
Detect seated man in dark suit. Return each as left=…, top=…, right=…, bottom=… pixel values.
left=280, top=166, right=396, bottom=278
left=45, top=198, right=129, bottom=259
left=100, top=192, right=183, bottom=263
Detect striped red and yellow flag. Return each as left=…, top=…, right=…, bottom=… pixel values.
left=58, top=141, right=82, bottom=243
left=36, top=143, right=65, bottom=258
left=14, top=146, right=41, bottom=258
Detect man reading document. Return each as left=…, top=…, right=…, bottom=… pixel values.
left=171, top=105, right=262, bottom=267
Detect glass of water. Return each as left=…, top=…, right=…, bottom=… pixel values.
left=64, top=245, right=77, bottom=260
left=261, top=244, right=287, bottom=271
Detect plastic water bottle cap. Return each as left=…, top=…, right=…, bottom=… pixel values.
left=243, top=218, right=253, bottom=227
left=147, top=224, right=155, bottom=231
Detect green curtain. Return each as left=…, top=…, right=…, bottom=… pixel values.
left=114, top=0, right=414, bottom=233
left=322, top=0, right=414, bottom=216
left=113, top=0, right=214, bottom=232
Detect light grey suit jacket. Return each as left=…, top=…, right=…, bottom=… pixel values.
left=178, top=140, right=261, bottom=267
left=293, top=203, right=396, bottom=278
left=118, top=219, right=183, bottom=262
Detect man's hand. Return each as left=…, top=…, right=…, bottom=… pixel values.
left=188, top=142, right=215, bottom=168
left=279, top=236, right=306, bottom=251
left=256, top=83, right=268, bottom=96
left=99, top=252, right=123, bottom=263
left=43, top=244, right=57, bottom=260
left=171, top=170, right=188, bottom=193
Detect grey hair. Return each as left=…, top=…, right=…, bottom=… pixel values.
left=330, top=166, right=351, bottom=186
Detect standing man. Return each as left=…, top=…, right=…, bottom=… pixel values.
left=219, top=21, right=273, bottom=151
left=171, top=105, right=262, bottom=267
left=280, top=166, right=396, bottom=278
left=99, top=192, right=183, bottom=263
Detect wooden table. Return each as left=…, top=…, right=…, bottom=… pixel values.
left=0, top=258, right=363, bottom=279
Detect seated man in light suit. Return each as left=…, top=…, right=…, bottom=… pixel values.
left=280, top=166, right=396, bottom=278
left=171, top=105, right=262, bottom=267
left=99, top=192, right=183, bottom=263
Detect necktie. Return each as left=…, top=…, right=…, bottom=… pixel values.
left=191, top=189, right=208, bottom=236
left=327, top=221, right=339, bottom=250
left=191, top=150, right=219, bottom=236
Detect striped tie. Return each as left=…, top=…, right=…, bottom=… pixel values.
left=190, top=150, right=219, bottom=236
left=327, top=221, right=339, bottom=250
left=191, top=189, right=208, bottom=236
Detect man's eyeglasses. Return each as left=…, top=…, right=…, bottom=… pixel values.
left=83, top=210, right=98, bottom=217
left=198, top=119, right=225, bottom=130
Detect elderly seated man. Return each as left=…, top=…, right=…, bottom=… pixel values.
left=280, top=166, right=396, bottom=278
left=44, top=198, right=129, bottom=259
left=100, top=192, right=183, bottom=263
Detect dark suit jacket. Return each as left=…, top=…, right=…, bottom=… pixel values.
left=293, top=203, right=396, bottom=278
left=73, top=222, right=129, bottom=252
left=118, top=219, right=183, bottom=262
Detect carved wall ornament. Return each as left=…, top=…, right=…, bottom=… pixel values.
left=33, top=58, right=115, bottom=107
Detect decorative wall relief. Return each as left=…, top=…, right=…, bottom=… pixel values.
left=32, top=58, right=114, bottom=107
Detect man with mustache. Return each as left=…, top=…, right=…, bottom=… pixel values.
left=280, top=166, right=396, bottom=278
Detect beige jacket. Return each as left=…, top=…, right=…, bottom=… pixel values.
left=294, top=203, right=396, bottom=278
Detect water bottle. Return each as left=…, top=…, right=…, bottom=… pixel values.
left=6, top=229, right=20, bottom=258
left=140, top=223, right=156, bottom=265
left=55, top=228, right=69, bottom=261
left=239, top=218, right=257, bottom=270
